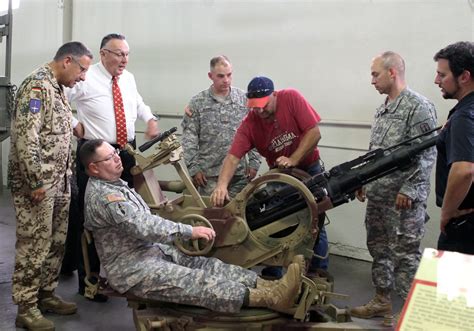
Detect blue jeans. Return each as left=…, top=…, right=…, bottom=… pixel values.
left=306, top=161, right=329, bottom=271
left=262, top=160, right=329, bottom=278
left=309, top=223, right=328, bottom=270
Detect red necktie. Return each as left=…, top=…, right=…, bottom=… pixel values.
left=112, top=76, right=127, bottom=147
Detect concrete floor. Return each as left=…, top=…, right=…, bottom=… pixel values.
left=0, top=186, right=402, bottom=330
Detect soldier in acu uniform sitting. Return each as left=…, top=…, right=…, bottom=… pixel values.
left=80, top=138, right=304, bottom=314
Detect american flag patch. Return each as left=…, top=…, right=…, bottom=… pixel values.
left=106, top=193, right=126, bottom=202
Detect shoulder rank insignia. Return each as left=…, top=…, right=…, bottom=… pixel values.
left=419, top=122, right=431, bottom=133
left=33, top=72, right=45, bottom=80
left=29, top=98, right=41, bottom=114
left=106, top=192, right=126, bottom=202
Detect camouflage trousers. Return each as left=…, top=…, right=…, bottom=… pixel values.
left=365, top=199, right=428, bottom=300
left=11, top=182, right=70, bottom=307
left=128, top=244, right=257, bottom=313
left=198, top=175, right=249, bottom=198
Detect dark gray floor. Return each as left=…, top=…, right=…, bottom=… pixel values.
left=0, top=186, right=401, bottom=330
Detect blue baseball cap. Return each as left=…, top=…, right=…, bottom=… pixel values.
left=246, top=76, right=274, bottom=108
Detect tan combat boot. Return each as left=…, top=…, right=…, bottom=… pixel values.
left=38, top=291, right=77, bottom=315
left=249, top=262, right=301, bottom=313
left=15, top=306, right=54, bottom=331
left=256, top=255, right=306, bottom=289
left=350, top=290, right=392, bottom=319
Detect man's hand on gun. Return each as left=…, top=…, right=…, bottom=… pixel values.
left=275, top=156, right=296, bottom=169
left=191, top=226, right=216, bottom=241
left=246, top=168, right=258, bottom=181
left=210, top=186, right=230, bottom=207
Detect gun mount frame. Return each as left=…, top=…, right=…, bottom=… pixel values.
left=127, top=128, right=326, bottom=269
left=84, top=126, right=438, bottom=330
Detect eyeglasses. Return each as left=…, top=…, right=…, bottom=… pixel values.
left=92, top=148, right=120, bottom=163
left=102, top=48, right=130, bottom=59
left=71, top=57, right=87, bottom=73
left=246, top=89, right=272, bottom=99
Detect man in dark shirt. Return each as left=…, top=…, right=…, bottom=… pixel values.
left=433, top=41, right=474, bottom=254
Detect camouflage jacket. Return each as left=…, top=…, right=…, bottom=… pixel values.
left=8, top=63, right=73, bottom=193
left=366, top=88, right=437, bottom=202
left=181, top=86, right=261, bottom=177
left=84, top=177, right=193, bottom=294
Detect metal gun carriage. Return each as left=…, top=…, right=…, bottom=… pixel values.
left=85, top=126, right=438, bottom=330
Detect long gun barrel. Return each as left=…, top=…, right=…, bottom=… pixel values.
left=323, top=133, right=437, bottom=207
left=245, top=128, right=439, bottom=229
left=138, top=127, right=177, bottom=152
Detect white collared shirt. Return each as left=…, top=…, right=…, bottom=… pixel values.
left=66, top=62, right=155, bottom=143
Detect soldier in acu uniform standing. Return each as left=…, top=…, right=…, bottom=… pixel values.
left=8, top=41, right=93, bottom=331
left=181, top=55, right=261, bottom=198
left=350, top=51, right=437, bottom=324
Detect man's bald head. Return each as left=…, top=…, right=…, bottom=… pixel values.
left=378, top=51, right=406, bottom=80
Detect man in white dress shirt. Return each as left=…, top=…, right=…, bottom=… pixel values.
left=66, top=33, right=159, bottom=301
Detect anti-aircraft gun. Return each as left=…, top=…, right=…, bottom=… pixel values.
left=244, top=128, right=440, bottom=230
left=121, top=126, right=438, bottom=329
left=129, top=126, right=439, bottom=265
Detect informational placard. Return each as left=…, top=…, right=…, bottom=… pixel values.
left=398, top=248, right=474, bottom=331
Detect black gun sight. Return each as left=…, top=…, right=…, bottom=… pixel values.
left=138, top=127, right=178, bottom=152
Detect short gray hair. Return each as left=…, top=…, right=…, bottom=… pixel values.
left=54, top=41, right=93, bottom=61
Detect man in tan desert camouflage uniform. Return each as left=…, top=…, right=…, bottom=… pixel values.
left=8, top=41, right=93, bottom=331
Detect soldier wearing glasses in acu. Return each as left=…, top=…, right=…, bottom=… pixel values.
left=65, top=33, right=159, bottom=302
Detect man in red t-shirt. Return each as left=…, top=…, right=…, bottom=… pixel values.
left=210, top=76, right=328, bottom=277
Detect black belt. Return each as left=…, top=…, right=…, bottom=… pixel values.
left=111, top=138, right=136, bottom=150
